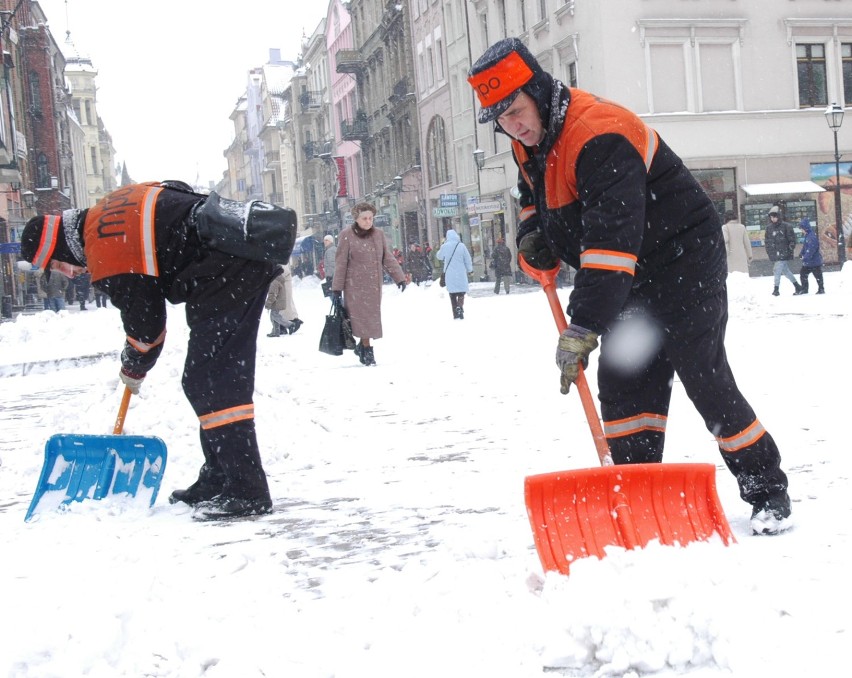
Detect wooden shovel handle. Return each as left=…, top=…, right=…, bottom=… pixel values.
left=113, top=386, right=132, bottom=435
left=519, top=257, right=613, bottom=466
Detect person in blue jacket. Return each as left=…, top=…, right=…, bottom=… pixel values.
left=436, top=229, right=473, bottom=319
left=798, top=217, right=825, bottom=294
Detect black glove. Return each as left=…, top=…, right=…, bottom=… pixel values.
left=397, top=281, right=407, bottom=292
left=518, top=230, right=558, bottom=270
left=555, top=325, right=599, bottom=395
left=119, top=368, right=146, bottom=395
left=331, top=290, right=343, bottom=304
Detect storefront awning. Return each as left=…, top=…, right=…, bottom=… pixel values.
left=741, top=181, right=825, bottom=196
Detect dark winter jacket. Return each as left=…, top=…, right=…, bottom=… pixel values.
left=66, top=183, right=280, bottom=377
left=512, top=86, right=724, bottom=334
left=764, top=217, right=797, bottom=262
left=491, top=242, right=513, bottom=276
left=799, top=219, right=823, bottom=267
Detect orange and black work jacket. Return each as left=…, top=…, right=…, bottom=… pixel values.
left=513, top=86, right=725, bottom=334
left=72, top=183, right=278, bottom=377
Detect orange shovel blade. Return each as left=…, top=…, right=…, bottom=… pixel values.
left=525, top=463, right=735, bottom=575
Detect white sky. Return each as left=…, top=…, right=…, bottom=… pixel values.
left=1, top=268, right=850, bottom=676
left=35, top=0, right=329, bottom=187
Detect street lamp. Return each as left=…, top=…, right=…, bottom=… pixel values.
left=824, top=102, right=846, bottom=263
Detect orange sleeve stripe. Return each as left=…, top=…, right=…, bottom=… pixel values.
left=126, top=328, right=166, bottom=354
left=716, top=419, right=766, bottom=453
left=579, top=249, right=637, bottom=275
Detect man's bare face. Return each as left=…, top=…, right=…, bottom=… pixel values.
left=497, top=92, right=545, bottom=146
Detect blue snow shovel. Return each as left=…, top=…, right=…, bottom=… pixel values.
left=24, top=387, right=167, bottom=521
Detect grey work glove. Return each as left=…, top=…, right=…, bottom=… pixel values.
left=119, top=368, right=145, bottom=395
left=518, top=230, right=558, bottom=270
left=555, top=325, right=599, bottom=395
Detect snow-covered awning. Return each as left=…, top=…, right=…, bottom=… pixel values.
left=741, top=181, right=826, bottom=196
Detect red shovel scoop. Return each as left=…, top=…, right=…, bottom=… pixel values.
left=519, top=258, right=734, bottom=575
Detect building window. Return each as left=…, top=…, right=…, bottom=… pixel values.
left=28, top=72, right=42, bottom=115
left=427, top=116, right=450, bottom=186
left=519, top=0, right=526, bottom=33
left=842, top=43, right=852, bottom=105
left=566, top=61, right=578, bottom=88
left=36, top=152, right=50, bottom=188
left=797, top=43, right=828, bottom=108
left=90, top=146, right=98, bottom=175
left=638, top=20, right=744, bottom=114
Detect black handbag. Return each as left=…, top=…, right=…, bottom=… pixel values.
left=318, top=300, right=345, bottom=356
left=340, top=304, right=356, bottom=350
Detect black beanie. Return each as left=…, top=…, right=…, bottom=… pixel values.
left=20, top=214, right=85, bottom=269
left=468, top=38, right=554, bottom=124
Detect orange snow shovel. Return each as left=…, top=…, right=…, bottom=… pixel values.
left=520, top=259, right=734, bottom=575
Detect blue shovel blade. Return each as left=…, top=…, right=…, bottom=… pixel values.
left=24, top=434, right=168, bottom=521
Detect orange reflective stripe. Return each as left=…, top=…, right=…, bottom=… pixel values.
left=644, top=128, right=658, bottom=171
left=579, top=248, right=637, bottom=275
left=33, top=216, right=61, bottom=269
left=139, top=186, right=162, bottom=276
left=126, top=328, right=166, bottom=354
left=716, top=419, right=766, bottom=453
left=199, top=404, right=255, bottom=430
left=519, top=205, right=537, bottom=222
left=603, top=412, right=667, bottom=439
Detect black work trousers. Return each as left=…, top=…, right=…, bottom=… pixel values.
left=181, top=290, right=271, bottom=501
left=597, top=288, right=788, bottom=506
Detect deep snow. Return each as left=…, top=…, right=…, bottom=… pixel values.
left=0, top=268, right=849, bottom=677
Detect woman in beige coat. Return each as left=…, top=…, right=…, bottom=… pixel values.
left=722, top=211, right=753, bottom=274
left=264, top=264, right=302, bottom=336
left=331, top=202, right=407, bottom=365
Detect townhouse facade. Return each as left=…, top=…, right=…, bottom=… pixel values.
left=0, top=0, right=117, bottom=315
left=228, top=1, right=849, bottom=281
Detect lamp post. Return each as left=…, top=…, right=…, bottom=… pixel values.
left=825, top=103, right=846, bottom=263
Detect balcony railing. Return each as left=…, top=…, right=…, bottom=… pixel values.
left=299, top=90, right=324, bottom=111
left=303, top=139, right=334, bottom=160
left=336, top=49, right=365, bottom=74
left=340, top=117, right=370, bottom=141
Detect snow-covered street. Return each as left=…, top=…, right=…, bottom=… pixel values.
left=1, top=271, right=849, bottom=677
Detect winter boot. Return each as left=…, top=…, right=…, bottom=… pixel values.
left=772, top=286, right=780, bottom=297
left=750, top=492, right=792, bottom=535
left=192, top=494, right=273, bottom=521
left=793, top=281, right=805, bottom=295
left=288, top=318, right=303, bottom=334
left=354, top=341, right=365, bottom=364
left=362, top=346, right=376, bottom=366
left=168, top=478, right=225, bottom=506
left=267, top=323, right=282, bottom=337
left=816, top=287, right=825, bottom=294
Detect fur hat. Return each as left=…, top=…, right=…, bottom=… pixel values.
left=468, top=38, right=553, bottom=124
left=19, top=213, right=85, bottom=269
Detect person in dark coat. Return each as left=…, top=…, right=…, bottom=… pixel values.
left=331, top=202, right=407, bottom=366
left=407, top=243, right=432, bottom=285
left=764, top=206, right=804, bottom=296
left=468, top=38, right=792, bottom=534
left=798, top=217, right=825, bottom=294
left=73, top=270, right=91, bottom=310
left=17, top=181, right=297, bottom=520
left=491, top=237, right=513, bottom=294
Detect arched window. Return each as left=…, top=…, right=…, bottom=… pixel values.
left=426, top=116, right=449, bottom=187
